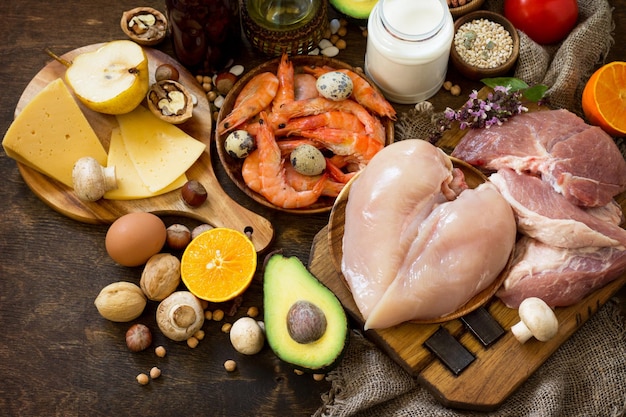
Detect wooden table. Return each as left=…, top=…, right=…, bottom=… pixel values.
left=0, top=1, right=624, bottom=416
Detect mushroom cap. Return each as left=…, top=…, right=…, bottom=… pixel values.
left=156, top=291, right=204, bottom=341
left=517, top=297, right=558, bottom=341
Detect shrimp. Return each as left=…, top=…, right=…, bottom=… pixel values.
left=284, top=163, right=345, bottom=197
left=254, top=112, right=326, bottom=209
left=218, top=72, right=279, bottom=134
left=275, top=111, right=366, bottom=137
left=278, top=97, right=386, bottom=144
left=272, top=53, right=295, bottom=112
left=304, top=66, right=397, bottom=120
left=299, top=127, right=384, bottom=166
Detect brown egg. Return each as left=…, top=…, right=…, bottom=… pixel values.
left=105, top=212, right=167, bottom=267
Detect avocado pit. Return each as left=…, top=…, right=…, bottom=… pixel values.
left=287, top=300, right=327, bottom=344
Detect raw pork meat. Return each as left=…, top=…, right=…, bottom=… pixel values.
left=341, top=140, right=455, bottom=320
left=364, top=182, right=516, bottom=329
left=490, top=169, right=626, bottom=248
left=497, top=236, right=626, bottom=308
left=451, top=109, right=626, bottom=207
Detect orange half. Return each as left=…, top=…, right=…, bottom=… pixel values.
left=582, top=61, right=626, bottom=137
left=181, top=227, right=257, bottom=302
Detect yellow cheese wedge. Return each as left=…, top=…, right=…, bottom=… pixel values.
left=104, top=127, right=187, bottom=200
left=2, top=78, right=107, bottom=187
left=116, top=105, right=206, bottom=193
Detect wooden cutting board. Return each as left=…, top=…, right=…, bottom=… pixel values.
left=308, top=99, right=626, bottom=411
left=12, top=44, right=274, bottom=253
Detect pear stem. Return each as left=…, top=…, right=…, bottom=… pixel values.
left=44, top=48, right=71, bottom=67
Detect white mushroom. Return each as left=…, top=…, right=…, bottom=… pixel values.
left=229, top=317, right=265, bottom=355
left=71, top=156, right=117, bottom=201
left=510, top=297, right=559, bottom=343
left=156, top=291, right=205, bottom=341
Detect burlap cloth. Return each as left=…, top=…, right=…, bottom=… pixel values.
left=315, top=1, right=626, bottom=415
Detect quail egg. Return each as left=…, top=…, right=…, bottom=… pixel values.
left=290, top=144, right=326, bottom=176
left=224, top=130, right=256, bottom=159
left=316, top=71, right=353, bottom=101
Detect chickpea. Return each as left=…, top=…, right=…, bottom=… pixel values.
left=136, top=373, right=149, bottom=385
left=247, top=306, right=259, bottom=318
left=212, top=309, right=225, bottom=321
left=150, top=366, right=161, bottom=379
left=313, top=373, right=325, bottom=381
left=155, top=345, right=167, bottom=358
left=224, top=359, right=237, bottom=372
left=204, top=310, right=213, bottom=320
left=194, top=329, right=206, bottom=341
left=187, top=336, right=199, bottom=348
left=221, top=322, right=232, bottom=333
left=450, top=85, right=462, bottom=96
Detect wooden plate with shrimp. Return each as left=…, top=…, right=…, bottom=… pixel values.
left=215, top=55, right=395, bottom=214
left=327, top=155, right=514, bottom=325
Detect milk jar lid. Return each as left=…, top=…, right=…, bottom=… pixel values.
left=380, top=0, right=446, bottom=41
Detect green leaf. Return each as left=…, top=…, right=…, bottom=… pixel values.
left=481, top=77, right=529, bottom=91
left=522, top=84, right=549, bottom=102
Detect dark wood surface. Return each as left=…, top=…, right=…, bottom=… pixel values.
left=0, top=1, right=624, bottom=416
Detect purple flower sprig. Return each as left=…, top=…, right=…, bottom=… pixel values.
left=443, top=86, right=528, bottom=131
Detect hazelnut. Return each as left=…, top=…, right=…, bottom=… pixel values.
left=155, top=64, right=180, bottom=82
left=181, top=180, right=208, bottom=207
left=166, top=224, right=191, bottom=250
left=215, top=72, right=238, bottom=95
left=125, top=323, right=152, bottom=352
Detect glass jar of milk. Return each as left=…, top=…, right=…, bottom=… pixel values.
left=365, top=0, right=454, bottom=104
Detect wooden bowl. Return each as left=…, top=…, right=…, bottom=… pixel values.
left=450, top=10, right=520, bottom=81
left=449, top=0, right=485, bottom=19
left=328, top=155, right=513, bottom=325
left=215, top=55, right=394, bottom=214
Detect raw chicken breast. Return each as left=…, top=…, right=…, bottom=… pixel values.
left=497, top=236, right=626, bottom=308
left=451, top=109, right=626, bottom=207
left=490, top=169, right=626, bottom=248
left=341, top=140, right=455, bottom=320
left=364, top=182, right=516, bottom=329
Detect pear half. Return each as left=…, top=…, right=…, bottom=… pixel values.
left=65, top=40, right=149, bottom=115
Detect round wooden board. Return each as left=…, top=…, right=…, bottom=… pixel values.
left=327, top=155, right=511, bottom=324
left=13, top=43, right=274, bottom=252
left=215, top=54, right=395, bottom=214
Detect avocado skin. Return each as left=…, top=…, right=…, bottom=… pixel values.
left=263, top=253, right=349, bottom=373
left=329, top=0, right=377, bottom=22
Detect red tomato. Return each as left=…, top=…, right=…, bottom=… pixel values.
left=504, top=0, right=578, bottom=45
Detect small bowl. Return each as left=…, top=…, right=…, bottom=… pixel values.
left=215, top=55, right=394, bottom=214
left=449, top=0, right=485, bottom=19
left=450, top=10, right=520, bottom=81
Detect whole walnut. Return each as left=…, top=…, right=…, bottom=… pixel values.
left=94, top=282, right=147, bottom=322
left=140, top=253, right=181, bottom=301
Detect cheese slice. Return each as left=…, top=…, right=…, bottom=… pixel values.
left=104, top=127, right=187, bottom=200
left=116, top=105, right=206, bottom=193
left=2, top=78, right=107, bottom=187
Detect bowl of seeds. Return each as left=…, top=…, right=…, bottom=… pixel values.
left=450, top=11, right=520, bottom=81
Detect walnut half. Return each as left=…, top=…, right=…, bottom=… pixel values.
left=147, top=80, right=194, bottom=124
left=120, top=7, right=168, bottom=46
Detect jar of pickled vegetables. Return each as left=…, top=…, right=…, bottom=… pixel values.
left=165, top=0, right=242, bottom=74
left=365, top=0, right=454, bottom=104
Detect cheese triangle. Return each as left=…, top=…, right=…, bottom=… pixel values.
left=2, top=78, right=107, bottom=187
left=116, top=105, right=206, bottom=193
left=104, top=127, right=187, bottom=200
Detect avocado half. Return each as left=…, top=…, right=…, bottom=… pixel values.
left=263, top=253, right=348, bottom=373
left=329, top=0, right=377, bottom=22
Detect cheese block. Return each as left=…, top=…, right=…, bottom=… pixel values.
left=2, top=78, right=108, bottom=187
left=116, top=105, right=206, bottom=193
left=104, top=127, right=187, bottom=200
